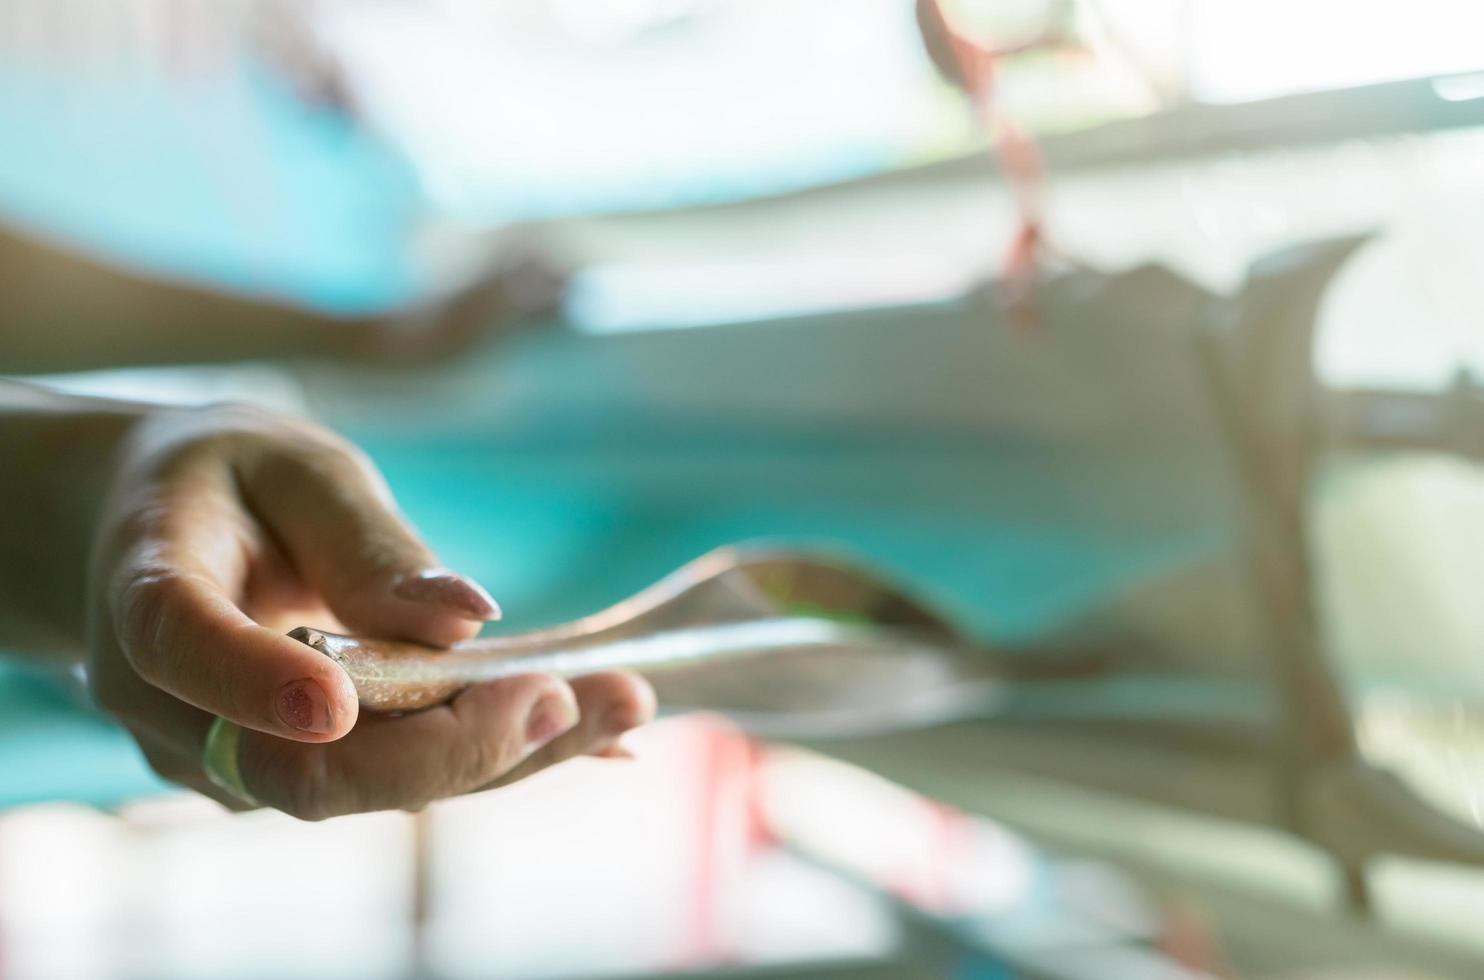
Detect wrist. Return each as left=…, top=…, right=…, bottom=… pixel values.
left=0, top=385, right=153, bottom=656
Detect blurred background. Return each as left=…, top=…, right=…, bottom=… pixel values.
left=3, top=1, right=1484, bottom=978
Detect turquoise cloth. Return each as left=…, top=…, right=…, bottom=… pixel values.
left=0, top=666, right=166, bottom=808
left=362, top=433, right=1230, bottom=643
left=0, top=59, right=419, bottom=313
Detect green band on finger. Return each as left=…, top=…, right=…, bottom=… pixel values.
left=202, top=716, right=258, bottom=807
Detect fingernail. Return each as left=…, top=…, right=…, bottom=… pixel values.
left=277, top=680, right=333, bottom=735
left=393, top=569, right=502, bottom=621
left=524, top=691, right=578, bottom=752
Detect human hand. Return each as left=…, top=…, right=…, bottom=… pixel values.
left=352, top=238, right=569, bottom=364
left=87, top=403, right=652, bottom=819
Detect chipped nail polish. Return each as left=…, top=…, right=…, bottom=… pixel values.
left=277, top=680, right=333, bottom=735
left=393, top=569, right=502, bottom=621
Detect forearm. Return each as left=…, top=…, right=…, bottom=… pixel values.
left=0, top=223, right=364, bottom=373
left=0, top=382, right=147, bottom=657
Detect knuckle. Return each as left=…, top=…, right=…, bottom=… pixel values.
left=456, top=740, right=500, bottom=790
left=453, top=723, right=522, bottom=791
left=106, top=498, right=171, bottom=549
left=113, top=566, right=239, bottom=708
left=114, top=569, right=179, bottom=676
left=93, top=500, right=172, bottom=584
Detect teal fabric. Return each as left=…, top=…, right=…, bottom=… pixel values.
left=0, top=666, right=166, bottom=808
left=364, top=433, right=1232, bottom=644
left=0, top=58, right=419, bottom=313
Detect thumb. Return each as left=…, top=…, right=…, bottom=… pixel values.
left=111, top=555, right=360, bottom=742
left=240, top=442, right=499, bottom=647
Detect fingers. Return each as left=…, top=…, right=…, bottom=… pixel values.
left=236, top=441, right=498, bottom=647
left=481, top=672, right=656, bottom=791
left=236, top=672, right=656, bottom=820
left=133, top=730, right=256, bottom=812
left=237, top=674, right=581, bottom=820
left=94, top=405, right=649, bottom=821
left=353, top=242, right=568, bottom=363
left=112, top=557, right=359, bottom=742
left=463, top=244, right=569, bottom=322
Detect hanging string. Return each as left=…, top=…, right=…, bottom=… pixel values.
left=919, top=0, right=1054, bottom=330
